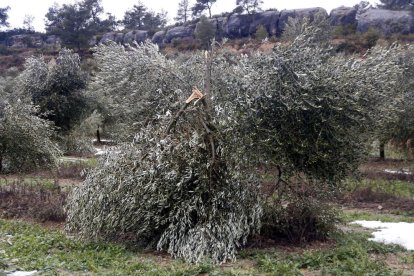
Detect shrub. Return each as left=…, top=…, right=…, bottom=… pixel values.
left=363, top=27, right=381, bottom=48
left=261, top=196, right=340, bottom=243
left=254, top=24, right=268, bottom=40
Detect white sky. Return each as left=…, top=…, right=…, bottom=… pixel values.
left=2, top=0, right=380, bottom=32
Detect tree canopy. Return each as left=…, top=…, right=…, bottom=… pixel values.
left=0, top=6, right=10, bottom=28
left=45, top=0, right=116, bottom=50
left=378, top=0, right=413, bottom=10
left=175, top=0, right=191, bottom=24
left=192, top=0, right=217, bottom=18
left=235, top=0, right=263, bottom=14
left=0, top=78, right=61, bottom=173
left=19, top=49, right=89, bottom=132
left=123, top=1, right=167, bottom=32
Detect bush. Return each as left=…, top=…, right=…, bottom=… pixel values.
left=261, top=196, right=340, bottom=243
left=363, top=27, right=381, bottom=48
left=255, top=24, right=268, bottom=40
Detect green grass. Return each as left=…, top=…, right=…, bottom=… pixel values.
left=0, top=219, right=411, bottom=275
left=0, top=219, right=251, bottom=275
left=0, top=177, right=57, bottom=190
left=344, top=178, right=414, bottom=199
left=244, top=232, right=405, bottom=275
left=342, top=211, right=414, bottom=223
left=59, top=157, right=98, bottom=168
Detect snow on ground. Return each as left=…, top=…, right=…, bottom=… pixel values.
left=7, top=271, right=38, bottom=276
left=351, top=220, right=414, bottom=250
left=94, top=147, right=107, bottom=156
left=384, top=169, right=413, bottom=175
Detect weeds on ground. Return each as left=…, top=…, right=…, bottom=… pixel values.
left=342, top=211, right=414, bottom=223
left=248, top=232, right=405, bottom=275
left=344, top=178, right=414, bottom=200
left=0, top=180, right=67, bottom=222
left=0, top=219, right=241, bottom=275
left=0, top=219, right=409, bottom=275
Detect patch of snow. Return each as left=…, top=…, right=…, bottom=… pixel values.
left=94, top=147, right=120, bottom=156
left=92, top=139, right=114, bottom=143
left=94, top=147, right=107, bottom=156
left=383, top=169, right=413, bottom=175
left=351, top=220, right=414, bottom=250
left=7, top=271, right=38, bottom=276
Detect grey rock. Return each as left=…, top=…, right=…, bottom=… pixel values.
left=278, top=7, right=328, bottom=35
left=88, top=36, right=97, bottom=46
left=330, top=6, right=358, bottom=26
left=249, top=10, right=279, bottom=37
left=123, top=30, right=148, bottom=44
left=211, top=17, right=228, bottom=39
left=45, top=35, right=61, bottom=46
left=225, top=14, right=254, bottom=38
left=114, top=33, right=124, bottom=44
left=100, top=32, right=125, bottom=44
left=152, top=30, right=166, bottom=44
left=357, top=8, right=414, bottom=36
left=8, top=35, right=44, bottom=48
left=164, top=26, right=194, bottom=43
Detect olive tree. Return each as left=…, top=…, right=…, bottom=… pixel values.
left=0, top=99, right=61, bottom=173
left=19, top=49, right=89, bottom=133
left=66, top=45, right=261, bottom=263
left=87, top=42, right=199, bottom=141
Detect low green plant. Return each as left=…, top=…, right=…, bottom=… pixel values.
left=261, top=195, right=340, bottom=243
left=345, top=178, right=414, bottom=199
left=0, top=220, right=226, bottom=275
left=254, top=24, right=268, bottom=40
left=342, top=211, right=414, bottom=223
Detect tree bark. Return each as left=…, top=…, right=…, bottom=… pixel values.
left=379, top=142, right=385, bottom=159
left=96, top=126, right=101, bottom=144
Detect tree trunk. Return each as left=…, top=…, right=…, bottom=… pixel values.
left=96, top=127, right=101, bottom=144
left=379, top=142, right=385, bottom=159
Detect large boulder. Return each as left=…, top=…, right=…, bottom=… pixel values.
left=152, top=30, right=166, bottom=45
left=211, top=16, right=228, bottom=39
left=225, top=14, right=254, bottom=38
left=123, top=30, right=148, bottom=44
left=164, top=26, right=194, bottom=43
left=249, top=10, right=279, bottom=37
left=278, top=7, right=328, bottom=35
left=8, top=35, right=44, bottom=48
left=329, top=6, right=358, bottom=26
left=100, top=32, right=125, bottom=44
left=357, top=8, right=414, bottom=36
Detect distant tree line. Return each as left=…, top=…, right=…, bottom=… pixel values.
left=1, top=0, right=414, bottom=51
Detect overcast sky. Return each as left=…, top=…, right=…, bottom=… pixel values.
left=2, top=0, right=380, bottom=32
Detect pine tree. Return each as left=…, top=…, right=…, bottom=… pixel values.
left=175, top=0, right=191, bottom=23
left=235, top=0, right=263, bottom=14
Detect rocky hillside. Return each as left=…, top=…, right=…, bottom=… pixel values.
left=2, top=6, right=414, bottom=49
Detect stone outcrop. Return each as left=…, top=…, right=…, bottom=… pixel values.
left=100, top=32, right=124, bottom=44
left=164, top=26, right=194, bottom=43
left=329, top=6, right=358, bottom=26
left=357, top=8, right=414, bottom=36
left=151, top=30, right=166, bottom=45
left=5, top=5, right=414, bottom=50
left=278, top=7, right=328, bottom=35
left=7, top=34, right=61, bottom=48
left=123, top=30, right=148, bottom=44
left=249, top=10, right=279, bottom=37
